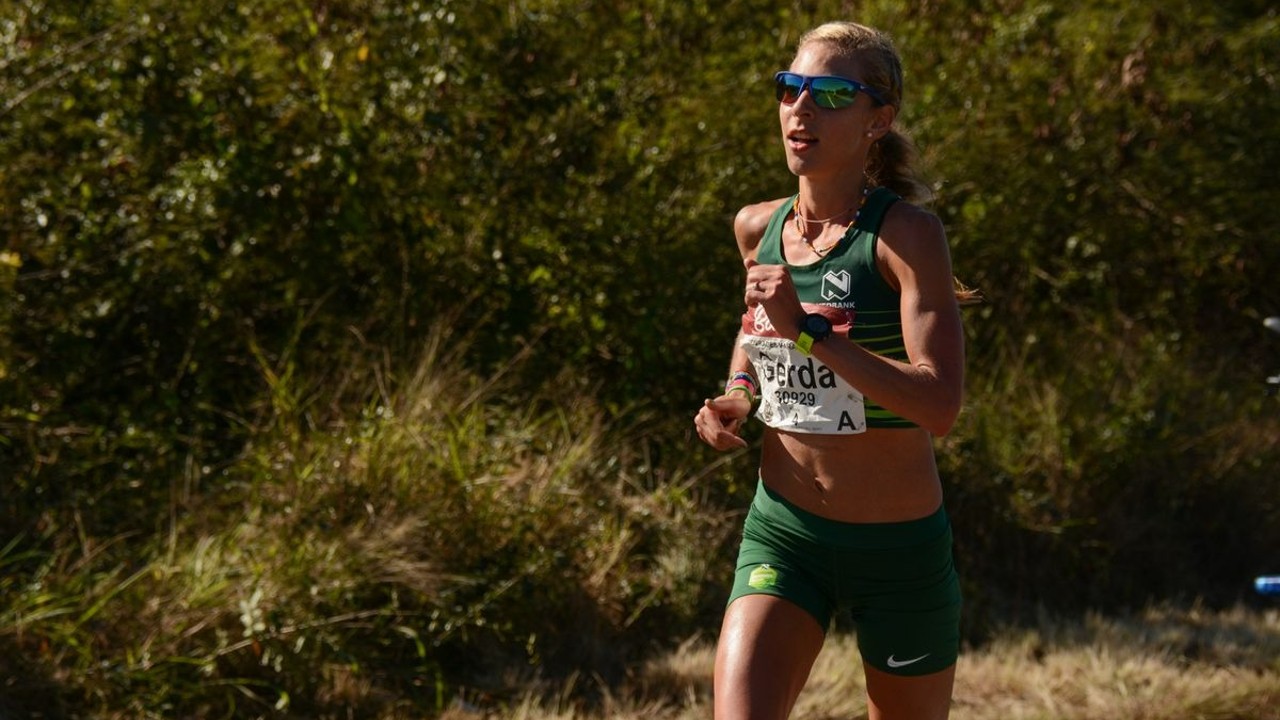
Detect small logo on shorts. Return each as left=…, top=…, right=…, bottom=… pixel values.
left=748, top=564, right=779, bottom=590
left=886, top=653, right=930, bottom=669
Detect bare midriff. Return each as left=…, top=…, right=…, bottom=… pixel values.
left=759, top=427, right=943, bottom=523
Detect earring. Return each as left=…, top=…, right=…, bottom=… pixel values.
left=866, top=131, right=874, bottom=138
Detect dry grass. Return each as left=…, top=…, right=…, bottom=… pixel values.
left=950, top=605, right=1280, bottom=720
left=444, top=604, right=1280, bottom=720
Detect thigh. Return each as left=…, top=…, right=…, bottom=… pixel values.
left=846, top=522, right=962, bottom=677
left=714, top=594, right=825, bottom=720
left=865, top=662, right=956, bottom=720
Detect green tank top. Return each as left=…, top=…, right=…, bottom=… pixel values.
left=739, top=186, right=916, bottom=431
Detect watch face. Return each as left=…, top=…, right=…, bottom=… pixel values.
left=805, top=313, right=832, bottom=336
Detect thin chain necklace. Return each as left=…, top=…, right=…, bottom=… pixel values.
left=793, top=187, right=870, bottom=256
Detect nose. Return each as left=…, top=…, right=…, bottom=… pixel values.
left=787, top=85, right=818, bottom=115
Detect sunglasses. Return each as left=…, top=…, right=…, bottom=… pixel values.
left=774, top=71, right=888, bottom=109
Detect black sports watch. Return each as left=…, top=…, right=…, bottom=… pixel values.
left=795, top=313, right=833, bottom=356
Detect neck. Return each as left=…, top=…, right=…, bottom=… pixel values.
left=796, top=171, right=869, bottom=219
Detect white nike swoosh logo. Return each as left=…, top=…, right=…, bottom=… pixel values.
left=886, top=653, right=930, bottom=668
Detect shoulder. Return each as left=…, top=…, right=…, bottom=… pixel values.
left=880, top=200, right=945, bottom=246
left=733, top=198, right=790, bottom=260
left=876, top=201, right=952, bottom=291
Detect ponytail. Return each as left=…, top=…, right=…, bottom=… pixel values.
left=867, top=127, right=931, bottom=205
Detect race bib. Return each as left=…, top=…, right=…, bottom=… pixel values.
left=739, top=334, right=867, bottom=434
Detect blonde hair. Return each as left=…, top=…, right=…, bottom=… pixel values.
left=796, top=22, right=932, bottom=204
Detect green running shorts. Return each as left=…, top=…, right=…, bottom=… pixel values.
left=727, top=478, right=962, bottom=676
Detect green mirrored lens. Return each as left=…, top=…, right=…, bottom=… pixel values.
left=809, top=78, right=858, bottom=109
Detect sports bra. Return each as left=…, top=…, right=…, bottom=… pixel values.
left=739, top=186, right=916, bottom=433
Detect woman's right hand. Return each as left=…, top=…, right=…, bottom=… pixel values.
left=694, top=393, right=753, bottom=450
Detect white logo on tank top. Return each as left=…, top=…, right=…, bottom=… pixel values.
left=821, top=269, right=851, bottom=301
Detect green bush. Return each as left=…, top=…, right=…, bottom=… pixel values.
left=2, top=0, right=1278, bottom=715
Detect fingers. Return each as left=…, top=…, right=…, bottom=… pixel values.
left=743, top=260, right=791, bottom=304
left=744, top=258, right=764, bottom=293
left=744, top=261, right=772, bottom=305
left=743, top=262, right=806, bottom=335
left=705, top=394, right=752, bottom=419
left=703, top=421, right=748, bottom=450
left=714, top=431, right=749, bottom=450
left=694, top=398, right=750, bottom=450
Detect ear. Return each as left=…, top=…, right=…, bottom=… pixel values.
left=867, top=104, right=897, bottom=140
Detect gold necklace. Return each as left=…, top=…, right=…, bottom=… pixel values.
left=792, top=187, right=870, bottom=256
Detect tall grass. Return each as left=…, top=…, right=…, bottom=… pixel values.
left=940, top=320, right=1280, bottom=633
left=0, top=329, right=731, bottom=718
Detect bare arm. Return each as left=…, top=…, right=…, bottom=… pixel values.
left=693, top=200, right=787, bottom=450
left=723, top=201, right=781, bottom=379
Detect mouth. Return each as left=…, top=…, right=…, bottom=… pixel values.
left=786, top=130, right=818, bottom=152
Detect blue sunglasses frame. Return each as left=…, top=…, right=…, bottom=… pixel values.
left=774, top=71, right=888, bottom=109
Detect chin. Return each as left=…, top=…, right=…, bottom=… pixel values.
left=785, top=155, right=820, bottom=178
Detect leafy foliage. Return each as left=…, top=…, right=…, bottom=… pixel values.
left=2, top=0, right=1278, bottom=715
